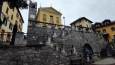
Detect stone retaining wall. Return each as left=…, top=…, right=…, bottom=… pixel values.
left=0, top=46, right=70, bottom=65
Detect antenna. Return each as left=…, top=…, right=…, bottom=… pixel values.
left=50, top=4, right=52, bottom=7
left=59, top=9, right=61, bottom=12
left=40, top=3, right=42, bottom=8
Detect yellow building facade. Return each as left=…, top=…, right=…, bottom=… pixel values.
left=36, top=7, right=62, bottom=28
left=94, top=20, right=115, bottom=42
left=70, top=17, right=93, bottom=28
left=0, top=2, right=24, bottom=41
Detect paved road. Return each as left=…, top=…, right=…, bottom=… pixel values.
left=90, top=57, right=115, bottom=65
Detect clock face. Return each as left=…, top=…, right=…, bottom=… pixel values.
left=30, top=14, right=35, bottom=19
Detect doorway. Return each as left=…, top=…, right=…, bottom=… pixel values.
left=83, top=43, right=93, bottom=60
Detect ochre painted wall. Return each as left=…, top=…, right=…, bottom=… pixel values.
left=74, top=19, right=92, bottom=28
left=2, top=2, right=23, bottom=32
left=36, top=7, right=62, bottom=27
left=0, top=2, right=24, bottom=41
left=95, top=24, right=115, bottom=42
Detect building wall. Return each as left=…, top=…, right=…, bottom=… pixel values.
left=74, top=19, right=92, bottom=28
left=0, top=2, right=24, bottom=41
left=36, top=8, right=62, bottom=27
left=95, top=24, right=115, bottom=42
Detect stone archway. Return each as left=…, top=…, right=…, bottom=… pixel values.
left=83, top=43, right=93, bottom=52
left=83, top=43, right=93, bottom=60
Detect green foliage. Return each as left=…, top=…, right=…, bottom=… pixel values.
left=2, top=0, right=28, bottom=9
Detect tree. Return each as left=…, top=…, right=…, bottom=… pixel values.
left=0, top=0, right=28, bottom=26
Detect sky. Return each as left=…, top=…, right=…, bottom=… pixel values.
left=20, top=0, right=115, bottom=33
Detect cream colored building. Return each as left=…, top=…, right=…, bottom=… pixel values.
left=36, top=7, right=62, bottom=28
left=0, top=2, right=24, bottom=41
left=70, top=17, right=93, bottom=28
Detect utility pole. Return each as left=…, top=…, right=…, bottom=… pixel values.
left=63, top=17, right=65, bottom=28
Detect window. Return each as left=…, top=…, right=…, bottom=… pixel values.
left=15, top=20, right=18, bottom=24
left=9, top=23, right=13, bottom=30
left=16, top=13, right=19, bottom=18
left=50, top=16, right=53, bottom=21
left=19, top=19, right=22, bottom=23
left=102, top=29, right=106, bottom=33
left=56, top=17, right=59, bottom=24
left=19, top=24, right=21, bottom=30
left=43, top=14, right=46, bottom=21
left=11, top=15, right=13, bottom=20
left=3, top=17, right=7, bottom=26
left=113, top=35, right=115, bottom=39
left=111, top=27, right=115, bottom=31
left=6, top=7, right=9, bottom=14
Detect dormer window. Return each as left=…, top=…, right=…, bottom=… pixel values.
left=102, top=29, right=106, bottom=33
left=111, top=27, right=115, bottom=31
left=96, top=24, right=100, bottom=27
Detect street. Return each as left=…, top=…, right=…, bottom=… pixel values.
left=91, top=57, right=115, bottom=65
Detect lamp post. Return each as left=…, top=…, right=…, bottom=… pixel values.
left=63, top=17, right=65, bottom=28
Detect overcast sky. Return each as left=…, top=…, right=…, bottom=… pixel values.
left=20, top=0, right=115, bottom=33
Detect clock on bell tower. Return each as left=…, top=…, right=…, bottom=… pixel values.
left=30, top=14, right=35, bottom=19
left=28, top=1, right=37, bottom=20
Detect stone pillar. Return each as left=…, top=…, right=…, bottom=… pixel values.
left=62, top=31, right=65, bottom=37
left=72, top=26, right=75, bottom=30
left=73, top=46, right=77, bottom=55
left=47, top=36, right=51, bottom=45
left=47, top=25, right=51, bottom=28
left=87, top=55, right=89, bottom=62
left=55, top=25, right=58, bottom=29
left=89, top=28, right=92, bottom=32
left=35, top=23, right=40, bottom=27
left=91, top=28, right=94, bottom=33
left=62, top=48, right=67, bottom=56
left=76, top=27, right=78, bottom=31
left=56, top=45, right=59, bottom=51
left=82, top=28, right=85, bottom=32
left=53, top=32, right=57, bottom=38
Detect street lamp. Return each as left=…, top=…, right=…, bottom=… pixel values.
left=63, top=17, right=65, bottom=28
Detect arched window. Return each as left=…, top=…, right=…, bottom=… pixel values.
left=43, top=14, right=46, bottom=21
left=56, top=17, right=59, bottom=24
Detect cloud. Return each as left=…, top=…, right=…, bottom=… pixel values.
left=20, top=0, right=115, bottom=33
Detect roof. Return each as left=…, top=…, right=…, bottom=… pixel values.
left=70, top=17, right=93, bottom=25
left=16, top=7, right=24, bottom=23
left=95, top=21, right=115, bottom=28
left=102, top=19, right=111, bottom=23
left=38, top=7, right=62, bottom=15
